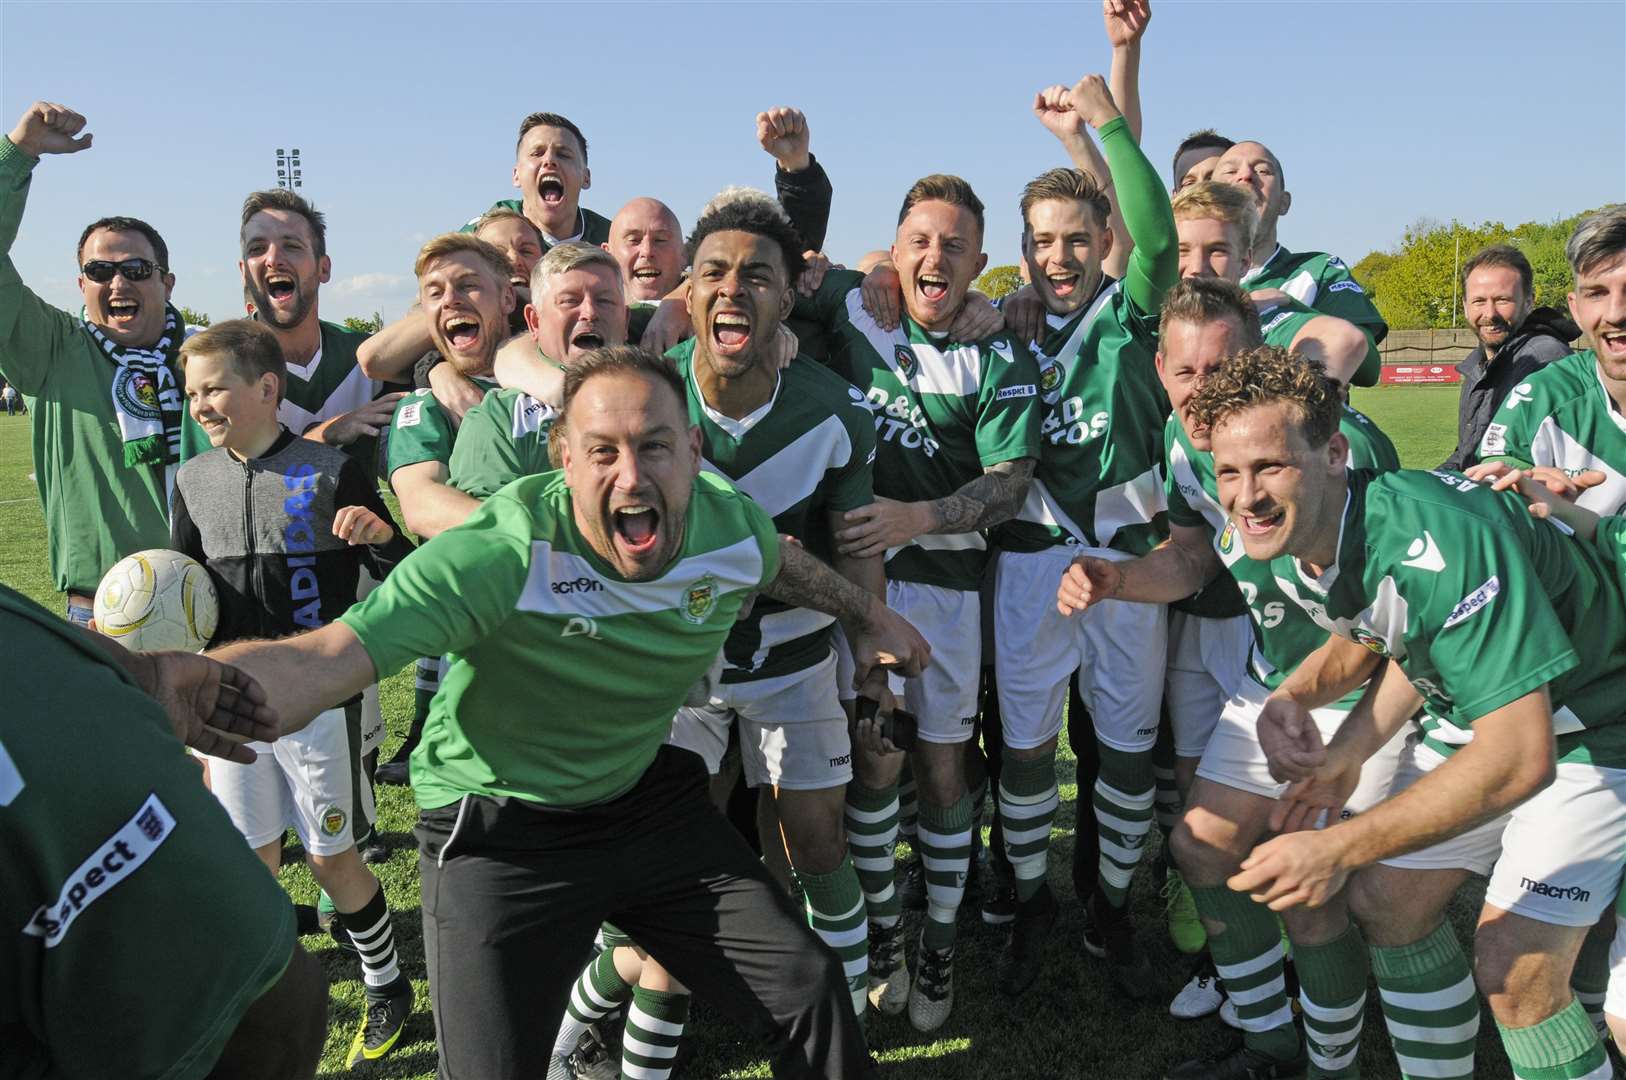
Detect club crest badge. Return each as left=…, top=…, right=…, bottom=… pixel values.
left=683, top=574, right=720, bottom=625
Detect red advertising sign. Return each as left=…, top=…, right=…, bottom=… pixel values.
left=1380, top=364, right=1462, bottom=385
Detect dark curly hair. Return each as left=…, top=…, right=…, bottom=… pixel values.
left=684, top=191, right=806, bottom=284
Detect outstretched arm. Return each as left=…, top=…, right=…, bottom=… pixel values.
left=207, top=622, right=378, bottom=738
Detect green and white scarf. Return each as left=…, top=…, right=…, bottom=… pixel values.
left=81, top=305, right=186, bottom=467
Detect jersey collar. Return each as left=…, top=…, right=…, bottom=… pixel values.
left=1240, top=244, right=1287, bottom=287
left=688, top=358, right=782, bottom=440
left=542, top=209, right=586, bottom=247
left=1291, top=485, right=1353, bottom=595
left=1589, top=352, right=1626, bottom=436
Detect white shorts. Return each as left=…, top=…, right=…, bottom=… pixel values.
left=831, top=622, right=855, bottom=704
left=1165, top=610, right=1251, bottom=758
left=1482, top=760, right=1626, bottom=927
left=209, top=702, right=370, bottom=857
left=1603, top=898, right=1626, bottom=1018
left=993, top=546, right=1167, bottom=752
left=1377, top=741, right=1507, bottom=875
left=884, top=579, right=981, bottom=745
left=1196, top=677, right=1406, bottom=815
left=670, top=651, right=851, bottom=790
left=357, top=570, right=386, bottom=762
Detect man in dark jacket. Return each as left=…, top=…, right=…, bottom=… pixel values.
left=1442, top=243, right=1580, bottom=470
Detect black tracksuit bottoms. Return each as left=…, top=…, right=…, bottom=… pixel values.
left=415, top=745, right=868, bottom=1079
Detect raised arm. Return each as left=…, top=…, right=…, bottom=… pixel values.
left=0, top=103, right=97, bottom=395
left=761, top=106, right=833, bottom=253
left=1104, top=0, right=1150, bottom=142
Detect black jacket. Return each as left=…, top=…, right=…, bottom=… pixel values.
left=171, top=429, right=413, bottom=646
left=1442, top=307, right=1580, bottom=470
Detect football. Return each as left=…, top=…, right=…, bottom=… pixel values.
left=92, top=548, right=219, bottom=653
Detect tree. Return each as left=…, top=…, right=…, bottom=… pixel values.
left=1352, top=206, right=1615, bottom=330
left=974, top=264, right=1023, bottom=301
left=342, top=311, right=383, bottom=335
left=177, top=305, right=210, bottom=328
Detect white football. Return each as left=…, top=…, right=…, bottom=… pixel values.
left=93, top=549, right=219, bottom=653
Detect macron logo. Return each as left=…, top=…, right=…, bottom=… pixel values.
left=1401, top=531, right=1446, bottom=573
left=1443, top=575, right=1500, bottom=629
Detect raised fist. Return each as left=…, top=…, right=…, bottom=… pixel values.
left=8, top=101, right=92, bottom=158
left=757, top=107, right=811, bottom=172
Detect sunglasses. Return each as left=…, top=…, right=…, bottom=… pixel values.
left=81, top=258, right=165, bottom=284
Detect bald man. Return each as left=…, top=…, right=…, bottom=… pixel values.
left=1211, top=140, right=1386, bottom=347
left=604, top=198, right=687, bottom=344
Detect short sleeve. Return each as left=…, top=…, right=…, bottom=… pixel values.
left=338, top=491, right=533, bottom=677
left=1314, top=258, right=1387, bottom=344
left=1398, top=509, right=1578, bottom=725
left=449, top=394, right=535, bottom=499
left=973, top=338, right=1044, bottom=468
left=825, top=387, right=877, bottom=514
left=1477, top=382, right=1544, bottom=467
left=386, top=389, right=456, bottom=478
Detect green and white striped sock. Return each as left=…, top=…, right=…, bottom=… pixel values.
left=1095, top=743, right=1155, bottom=908
left=917, top=794, right=974, bottom=951
left=621, top=987, right=689, bottom=1080
left=998, top=749, right=1058, bottom=903
left=554, top=947, right=632, bottom=1059
left=798, top=856, right=869, bottom=1018
left=898, top=767, right=919, bottom=843
left=1370, top=921, right=1479, bottom=1080
left=1192, top=884, right=1300, bottom=1063
left=412, top=655, right=441, bottom=735
left=1572, top=928, right=1610, bottom=1036
left=1499, top=999, right=1610, bottom=1080
left=1296, top=923, right=1368, bottom=1078
left=1152, top=722, right=1182, bottom=834
left=844, top=781, right=901, bottom=927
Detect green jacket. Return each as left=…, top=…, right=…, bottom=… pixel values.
left=0, top=137, right=176, bottom=595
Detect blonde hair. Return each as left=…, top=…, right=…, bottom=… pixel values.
left=414, top=232, right=512, bottom=284
left=1170, top=181, right=1257, bottom=255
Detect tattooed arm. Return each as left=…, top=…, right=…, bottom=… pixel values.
left=835, top=458, right=1036, bottom=560
left=926, top=458, right=1036, bottom=534
left=763, top=539, right=930, bottom=684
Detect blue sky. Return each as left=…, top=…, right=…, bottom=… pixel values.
left=3, top=1, right=1622, bottom=325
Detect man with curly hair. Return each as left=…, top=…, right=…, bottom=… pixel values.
left=1196, top=345, right=1626, bottom=1080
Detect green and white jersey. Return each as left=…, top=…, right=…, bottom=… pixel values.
left=385, top=378, right=497, bottom=480
left=672, top=339, right=876, bottom=681
left=447, top=386, right=557, bottom=499
left=1257, top=296, right=1317, bottom=350
left=1168, top=406, right=1399, bottom=686
left=340, top=470, right=780, bottom=809
left=799, top=268, right=1044, bottom=590
left=460, top=201, right=612, bottom=248
left=1265, top=468, right=1626, bottom=765
left=629, top=301, right=658, bottom=346
left=1002, top=282, right=1170, bottom=557
left=2, top=584, right=295, bottom=1080
left=1478, top=349, right=1626, bottom=516
left=1241, top=245, right=1387, bottom=345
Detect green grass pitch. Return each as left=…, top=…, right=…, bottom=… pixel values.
left=0, top=388, right=1515, bottom=1078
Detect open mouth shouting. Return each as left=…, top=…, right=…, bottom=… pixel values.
left=613, top=503, right=660, bottom=558
left=1046, top=271, right=1081, bottom=299
left=106, top=297, right=141, bottom=325
left=711, top=310, right=751, bottom=355
left=917, top=272, right=949, bottom=303
left=568, top=326, right=605, bottom=355
left=1599, top=327, right=1626, bottom=361
left=537, top=174, right=566, bottom=206
left=443, top=314, right=481, bottom=353
left=265, top=273, right=296, bottom=304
